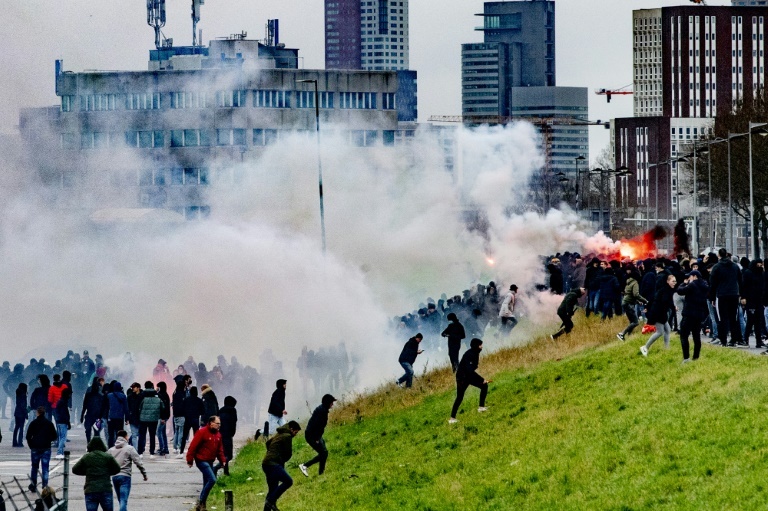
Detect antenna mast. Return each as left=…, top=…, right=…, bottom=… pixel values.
left=147, top=0, right=166, bottom=50
left=192, top=0, right=205, bottom=47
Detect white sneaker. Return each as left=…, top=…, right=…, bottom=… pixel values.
left=149, top=455, right=155, bottom=459
left=477, top=407, right=488, bottom=413
left=55, top=454, right=64, bottom=460
left=617, top=333, right=625, bottom=341
left=640, top=346, right=648, bottom=357
left=176, top=454, right=184, bottom=459
left=139, top=454, right=143, bottom=460
left=682, top=358, right=691, bottom=364
left=173, top=448, right=179, bottom=455
left=448, top=418, right=458, bottom=424
left=299, top=464, right=309, bottom=477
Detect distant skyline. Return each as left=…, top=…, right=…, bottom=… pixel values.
left=2, top=0, right=732, bottom=163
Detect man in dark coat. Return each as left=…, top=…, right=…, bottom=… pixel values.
left=584, top=258, right=603, bottom=317
left=26, top=407, right=58, bottom=493
left=709, top=247, right=743, bottom=347
left=441, top=313, right=466, bottom=372
left=677, top=270, right=711, bottom=361
left=396, top=333, right=423, bottom=388
left=261, top=421, right=301, bottom=511
left=299, top=394, right=336, bottom=477
left=551, top=288, right=586, bottom=339
left=449, top=339, right=490, bottom=423
left=216, top=396, right=238, bottom=476
left=267, top=380, right=287, bottom=437
left=742, top=258, right=766, bottom=348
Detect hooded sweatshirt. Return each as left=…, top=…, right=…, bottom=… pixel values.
left=72, top=438, right=121, bottom=494
left=107, top=436, right=146, bottom=479
left=262, top=424, right=294, bottom=467
left=267, top=380, right=286, bottom=417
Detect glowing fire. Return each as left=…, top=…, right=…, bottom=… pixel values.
left=600, top=226, right=667, bottom=261
left=486, top=257, right=496, bottom=266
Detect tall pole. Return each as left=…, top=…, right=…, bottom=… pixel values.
left=727, top=134, right=733, bottom=254
left=748, top=122, right=766, bottom=258
left=693, top=145, right=698, bottom=256
left=600, top=170, right=604, bottom=232
left=707, top=142, right=712, bottom=250
left=655, top=162, right=659, bottom=226
left=298, top=79, right=326, bottom=254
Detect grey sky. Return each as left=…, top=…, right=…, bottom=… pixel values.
left=1, top=0, right=729, bottom=163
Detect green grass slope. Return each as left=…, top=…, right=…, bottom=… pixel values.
left=211, top=320, right=768, bottom=510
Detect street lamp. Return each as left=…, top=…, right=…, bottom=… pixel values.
left=749, top=121, right=768, bottom=258
left=575, top=155, right=586, bottom=213
left=296, top=78, right=326, bottom=255
left=727, top=132, right=748, bottom=254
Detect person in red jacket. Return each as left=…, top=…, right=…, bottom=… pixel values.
left=186, top=416, right=226, bottom=511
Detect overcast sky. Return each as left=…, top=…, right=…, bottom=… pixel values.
left=2, top=0, right=730, bottom=163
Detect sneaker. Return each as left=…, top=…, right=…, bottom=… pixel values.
left=681, top=358, right=691, bottom=364
left=448, top=418, right=458, bottom=424
left=299, top=464, right=309, bottom=477
left=176, top=454, right=184, bottom=459
left=478, top=406, right=488, bottom=413
left=550, top=335, right=555, bottom=341
left=55, top=454, right=64, bottom=460
left=617, top=333, right=625, bottom=341
left=28, top=484, right=35, bottom=493
left=639, top=346, right=648, bottom=357
left=149, top=454, right=155, bottom=459
left=139, top=454, right=143, bottom=459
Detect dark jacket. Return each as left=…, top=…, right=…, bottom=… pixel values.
left=441, top=321, right=466, bottom=343
left=126, top=391, right=143, bottom=424
left=647, top=283, right=675, bottom=325
left=201, top=388, right=219, bottom=421
left=398, top=337, right=421, bottom=364
left=267, top=385, right=286, bottom=417
left=557, top=290, right=582, bottom=317
left=262, top=424, right=294, bottom=467
left=677, top=278, right=711, bottom=321
left=29, top=385, right=51, bottom=415
left=81, top=386, right=104, bottom=423
left=26, top=415, right=57, bottom=450
left=54, top=399, right=70, bottom=427
left=14, top=388, right=27, bottom=419
left=741, top=261, right=764, bottom=307
left=107, top=389, right=128, bottom=421
left=640, top=271, right=657, bottom=307
left=157, top=388, right=171, bottom=421
left=548, top=264, right=564, bottom=295
left=585, top=263, right=603, bottom=291
left=709, top=257, right=742, bottom=299
left=171, top=387, right=186, bottom=418
left=138, top=390, right=164, bottom=423
left=72, top=438, right=121, bottom=494
left=305, top=404, right=331, bottom=443
left=218, top=405, right=238, bottom=438
left=184, top=396, right=205, bottom=427
left=456, top=347, right=484, bottom=385
left=598, top=271, right=620, bottom=302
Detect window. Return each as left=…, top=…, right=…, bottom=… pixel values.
left=216, top=129, right=246, bottom=146
left=125, top=130, right=164, bottom=148
left=171, top=92, right=207, bottom=109
left=296, top=91, right=316, bottom=109
left=382, top=92, right=396, bottom=110
left=81, top=94, right=120, bottom=111
left=61, top=96, right=75, bottom=112
left=216, top=90, right=247, bottom=107
left=170, top=129, right=212, bottom=147
left=339, top=92, right=376, bottom=109
left=254, top=90, right=291, bottom=108
left=253, top=129, right=279, bottom=146
left=320, top=92, right=334, bottom=109
left=80, top=132, right=111, bottom=149
left=126, top=93, right=160, bottom=110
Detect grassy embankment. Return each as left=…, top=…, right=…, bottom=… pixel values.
left=210, top=316, right=768, bottom=510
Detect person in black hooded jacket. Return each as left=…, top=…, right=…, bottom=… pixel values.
left=641, top=273, right=677, bottom=357
left=449, top=339, right=490, bottom=423
left=441, top=313, right=466, bottom=372
left=216, top=396, right=238, bottom=476
left=80, top=379, right=104, bottom=443
left=677, top=270, right=710, bottom=362
left=742, top=258, right=766, bottom=348
left=13, top=383, right=27, bottom=447
left=267, top=379, right=287, bottom=437
left=298, top=393, right=336, bottom=477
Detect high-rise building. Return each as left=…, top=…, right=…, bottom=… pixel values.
left=325, top=0, right=409, bottom=72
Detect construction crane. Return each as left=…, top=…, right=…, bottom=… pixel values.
left=594, top=85, right=633, bottom=103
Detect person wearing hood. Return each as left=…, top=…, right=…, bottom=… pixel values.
left=742, top=258, right=766, bottom=348
left=81, top=379, right=105, bottom=443
left=267, top=379, right=287, bottom=437
left=617, top=265, right=648, bottom=341
left=72, top=437, right=121, bottom=511
left=13, top=382, right=27, bottom=447
left=26, top=406, right=57, bottom=493
left=396, top=333, right=424, bottom=388
left=108, top=429, right=147, bottom=511
left=171, top=377, right=187, bottom=455
left=152, top=359, right=171, bottom=386
left=709, top=247, right=744, bottom=347
left=216, top=396, right=238, bottom=476
left=299, top=394, right=336, bottom=477
left=107, top=382, right=129, bottom=448
left=29, top=374, right=52, bottom=421
left=551, top=288, right=586, bottom=340
left=200, top=384, right=219, bottom=424
left=677, top=270, right=711, bottom=362
left=641, top=273, right=678, bottom=357
left=441, top=312, right=466, bottom=372
left=261, top=421, right=301, bottom=511
left=498, top=284, right=519, bottom=333
left=137, top=381, right=164, bottom=458
left=186, top=416, right=227, bottom=511
left=155, top=381, right=171, bottom=457
left=598, top=267, right=621, bottom=320
left=449, top=338, right=490, bottom=424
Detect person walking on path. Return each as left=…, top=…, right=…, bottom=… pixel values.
left=640, top=273, right=678, bottom=357
left=449, top=338, right=491, bottom=424
left=710, top=247, right=744, bottom=347
left=72, top=437, right=121, bottom=511
left=267, top=380, right=287, bottom=438
left=261, top=421, right=301, bottom=511
left=216, top=396, right=237, bottom=476
left=107, top=430, right=147, bottom=511
left=617, top=266, right=648, bottom=341
left=551, top=288, right=585, bottom=340
left=299, top=394, right=336, bottom=477
left=26, top=406, right=57, bottom=493
left=155, top=381, right=171, bottom=457
left=171, top=377, right=186, bottom=455
left=498, top=284, right=519, bottom=333
left=13, top=382, right=27, bottom=447
left=106, top=382, right=128, bottom=448
left=126, top=383, right=143, bottom=451
left=396, top=333, right=423, bottom=388
left=179, top=386, right=204, bottom=456
left=81, top=379, right=105, bottom=443
left=676, top=270, right=711, bottom=362
left=441, top=313, right=466, bottom=372
left=54, top=387, right=71, bottom=459
left=200, top=384, right=219, bottom=422
left=137, top=382, right=164, bottom=458
left=186, top=416, right=227, bottom=511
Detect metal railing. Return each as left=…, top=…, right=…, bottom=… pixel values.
left=0, top=451, right=69, bottom=511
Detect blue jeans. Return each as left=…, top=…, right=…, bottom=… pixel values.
left=112, top=475, right=131, bottom=511
left=129, top=423, right=140, bottom=450
left=56, top=423, right=68, bottom=456
left=156, top=420, right=168, bottom=454
left=708, top=301, right=719, bottom=338
left=587, top=290, right=600, bottom=316
left=30, top=449, right=51, bottom=488
left=263, top=464, right=293, bottom=505
left=84, top=491, right=114, bottom=511
left=195, top=460, right=217, bottom=504
left=173, top=417, right=185, bottom=451
left=397, top=362, right=414, bottom=388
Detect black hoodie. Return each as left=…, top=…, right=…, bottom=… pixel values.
left=742, top=259, right=764, bottom=307
left=268, top=380, right=286, bottom=417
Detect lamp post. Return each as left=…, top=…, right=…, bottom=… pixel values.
left=727, top=132, right=748, bottom=254
left=297, top=78, right=326, bottom=255
left=749, top=121, right=768, bottom=258
left=575, top=155, right=586, bottom=213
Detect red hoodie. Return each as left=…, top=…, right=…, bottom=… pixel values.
left=48, top=384, right=63, bottom=409
left=186, top=425, right=226, bottom=465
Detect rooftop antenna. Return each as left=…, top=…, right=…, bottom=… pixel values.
left=266, top=19, right=279, bottom=47
left=192, top=0, right=204, bottom=47
left=147, top=0, right=166, bottom=50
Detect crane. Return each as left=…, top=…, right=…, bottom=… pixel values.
left=594, top=85, right=633, bottom=103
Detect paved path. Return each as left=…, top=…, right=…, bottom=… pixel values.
left=0, top=421, right=248, bottom=511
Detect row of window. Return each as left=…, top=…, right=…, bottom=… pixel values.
left=62, top=90, right=396, bottom=112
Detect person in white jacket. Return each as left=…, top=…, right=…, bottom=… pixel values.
left=498, top=284, right=519, bottom=334
left=107, top=430, right=147, bottom=511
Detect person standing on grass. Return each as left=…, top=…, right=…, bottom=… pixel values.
left=72, top=437, right=121, bottom=511
left=26, top=406, right=57, bottom=493
left=498, top=284, right=519, bottom=333
left=107, top=430, right=147, bottom=511
left=449, top=338, right=491, bottom=424
left=441, top=313, right=466, bottom=372
left=186, top=416, right=226, bottom=511
left=215, top=396, right=238, bottom=476
left=261, top=420, right=301, bottom=511
left=396, top=333, right=423, bottom=388
left=709, top=247, right=744, bottom=347
left=640, top=273, right=677, bottom=357
left=741, top=258, right=766, bottom=348
left=676, top=270, right=710, bottom=363
left=299, top=394, right=336, bottom=477
left=617, top=265, right=648, bottom=341
left=551, top=288, right=585, bottom=340
left=267, top=379, right=287, bottom=438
